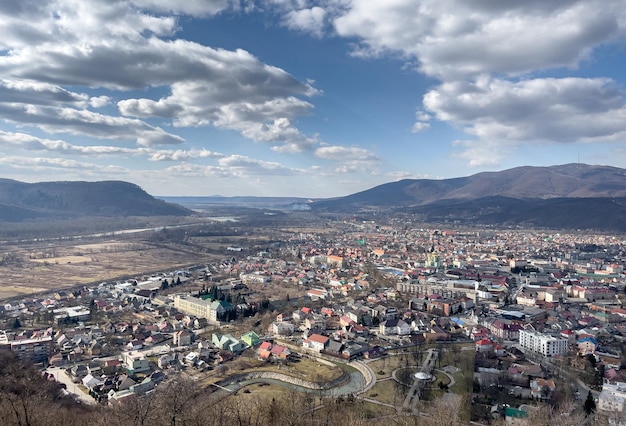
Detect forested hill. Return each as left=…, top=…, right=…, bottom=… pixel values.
left=311, top=164, right=626, bottom=231
left=0, top=179, right=190, bottom=221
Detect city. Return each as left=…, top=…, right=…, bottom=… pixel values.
left=1, top=219, right=625, bottom=424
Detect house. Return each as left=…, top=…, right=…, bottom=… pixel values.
left=530, top=378, right=555, bottom=400
left=379, top=318, right=410, bottom=336
left=303, top=334, right=329, bottom=352
left=272, top=321, right=295, bottom=336
left=307, top=288, right=327, bottom=300
left=173, top=330, right=192, bottom=347
left=342, top=342, right=369, bottom=360
left=577, top=336, right=598, bottom=355
left=475, top=338, right=494, bottom=353
left=324, top=340, right=344, bottom=357
left=82, top=373, right=103, bottom=390
left=258, top=341, right=272, bottom=360
left=269, top=344, right=291, bottom=360
left=121, top=351, right=150, bottom=374
left=158, top=354, right=175, bottom=369
left=212, top=333, right=244, bottom=353
left=241, top=331, right=261, bottom=347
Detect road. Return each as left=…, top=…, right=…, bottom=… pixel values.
left=46, top=366, right=96, bottom=405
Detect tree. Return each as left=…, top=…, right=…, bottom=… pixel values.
left=583, top=390, right=596, bottom=416
left=12, top=317, right=21, bottom=329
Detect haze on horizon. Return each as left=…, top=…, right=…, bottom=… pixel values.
left=1, top=1, right=626, bottom=198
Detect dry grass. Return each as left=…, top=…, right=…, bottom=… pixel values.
left=366, top=379, right=406, bottom=406
left=0, top=236, right=214, bottom=299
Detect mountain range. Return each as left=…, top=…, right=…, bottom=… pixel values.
left=0, top=179, right=190, bottom=221
left=3, top=164, right=626, bottom=230
left=311, top=164, right=626, bottom=231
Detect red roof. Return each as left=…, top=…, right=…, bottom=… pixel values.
left=270, top=345, right=285, bottom=355
left=308, top=334, right=329, bottom=344
left=476, top=338, right=493, bottom=346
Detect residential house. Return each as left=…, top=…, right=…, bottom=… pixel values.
left=530, top=378, right=556, bottom=401
left=379, top=318, right=410, bottom=336
left=476, top=338, right=494, bottom=353
left=303, top=334, right=329, bottom=352
left=258, top=341, right=272, bottom=360
left=121, top=351, right=150, bottom=374
left=272, top=321, right=295, bottom=336
left=241, top=331, right=261, bottom=347
left=212, top=333, right=244, bottom=353
left=173, top=330, right=193, bottom=347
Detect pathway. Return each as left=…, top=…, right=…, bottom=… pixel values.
left=402, top=348, right=437, bottom=412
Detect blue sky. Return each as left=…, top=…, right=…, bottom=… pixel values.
left=1, top=1, right=626, bottom=198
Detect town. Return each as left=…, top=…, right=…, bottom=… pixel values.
left=1, top=218, right=626, bottom=424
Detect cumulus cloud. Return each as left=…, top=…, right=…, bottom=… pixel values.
left=323, top=0, right=626, bottom=167
left=385, top=171, right=440, bottom=181
left=0, top=131, right=139, bottom=155
left=218, top=154, right=304, bottom=176
left=0, top=0, right=320, bottom=152
left=423, top=76, right=626, bottom=143
left=332, top=0, right=626, bottom=80
left=283, top=7, right=327, bottom=37
left=131, top=0, right=233, bottom=17
left=451, top=139, right=509, bottom=167
left=315, top=145, right=381, bottom=173
left=0, top=155, right=126, bottom=175
left=147, top=148, right=223, bottom=161
left=0, top=103, right=185, bottom=146
left=89, top=96, right=111, bottom=108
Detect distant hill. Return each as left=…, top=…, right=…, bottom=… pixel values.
left=0, top=179, right=191, bottom=221
left=312, top=164, right=626, bottom=231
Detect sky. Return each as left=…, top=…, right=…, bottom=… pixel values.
left=1, top=1, right=626, bottom=198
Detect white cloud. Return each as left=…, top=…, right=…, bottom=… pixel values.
left=0, top=131, right=138, bottom=155
left=326, top=0, right=626, bottom=168
left=147, top=148, right=223, bottom=161
left=0, top=103, right=184, bottom=146
left=283, top=7, right=327, bottom=37
left=218, top=154, right=304, bottom=176
left=0, top=155, right=126, bottom=174
left=0, top=1, right=320, bottom=152
left=385, top=171, right=440, bottom=181
left=315, top=145, right=381, bottom=173
left=131, top=0, right=233, bottom=17
left=451, top=139, right=509, bottom=167
left=423, top=76, right=626, bottom=144
left=332, top=0, right=626, bottom=80
left=89, top=96, right=111, bottom=108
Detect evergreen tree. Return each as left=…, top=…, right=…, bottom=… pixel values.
left=583, top=390, right=596, bottom=416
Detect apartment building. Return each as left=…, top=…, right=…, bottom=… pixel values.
left=519, top=329, right=568, bottom=356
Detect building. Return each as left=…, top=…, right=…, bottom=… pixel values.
left=598, top=382, right=626, bottom=413
left=53, top=306, right=91, bottom=324
left=379, top=318, right=410, bottom=336
left=174, top=295, right=211, bottom=319
left=173, top=330, right=192, bottom=347
left=519, top=329, right=568, bottom=357
left=241, top=331, right=260, bottom=347
left=0, top=335, right=53, bottom=363
left=303, top=334, right=329, bottom=352
left=122, top=351, right=150, bottom=373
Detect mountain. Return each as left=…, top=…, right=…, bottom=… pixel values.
left=311, top=164, right=626, bottom=231
left=0, top=179, right=191, bottom=221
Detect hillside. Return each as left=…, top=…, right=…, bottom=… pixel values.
left=0, top=179, right=191, bottom=221
left=311, top=164, right=626, bottom=231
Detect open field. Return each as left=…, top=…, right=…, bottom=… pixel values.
left=0, top=212, right=339, bottom=300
